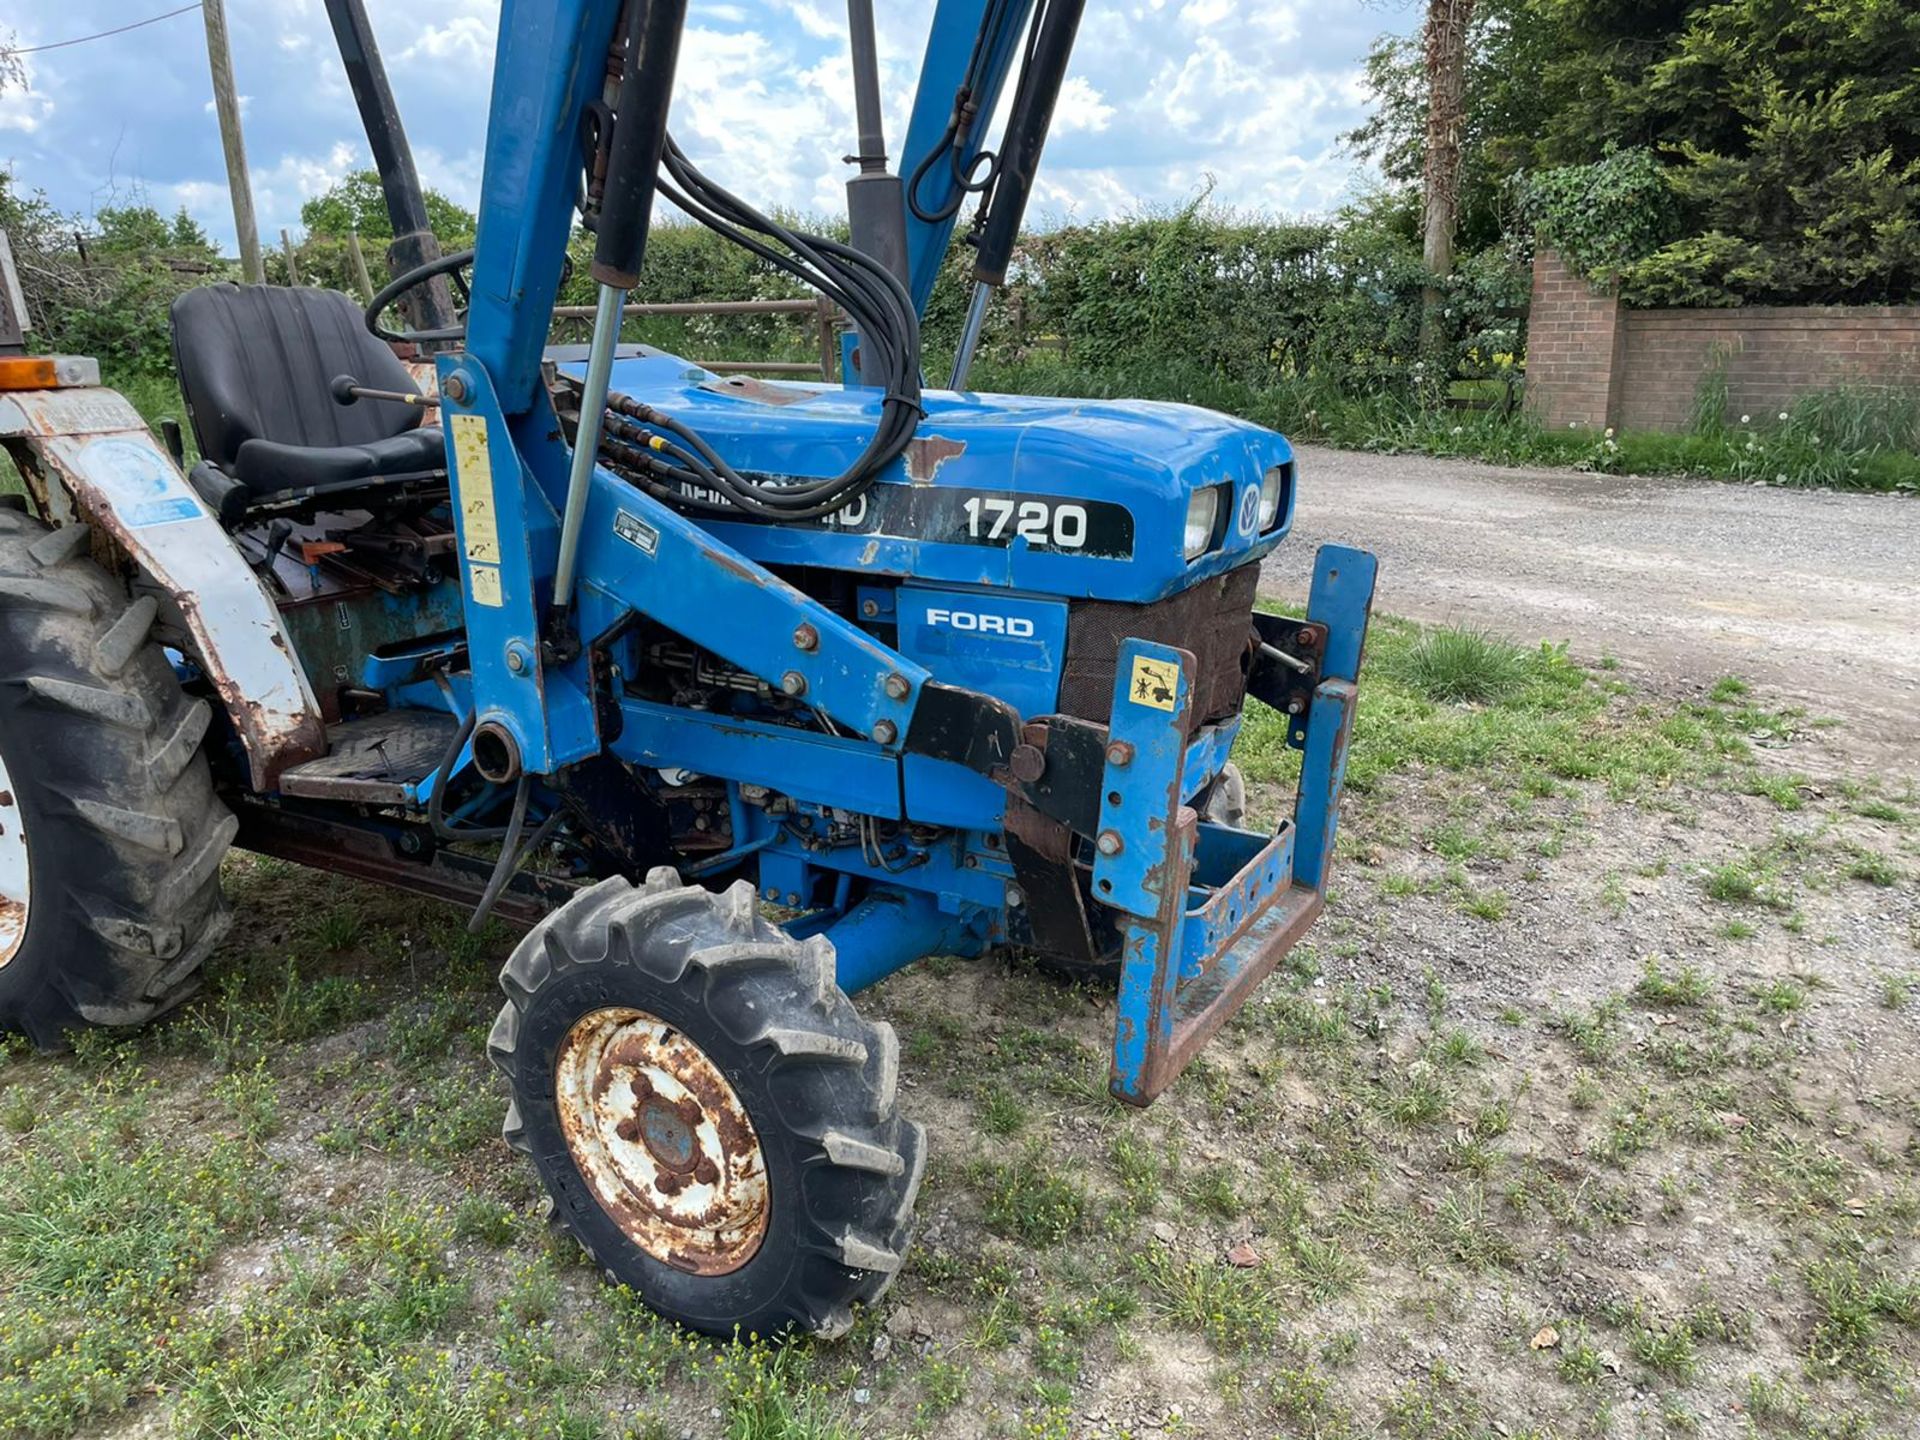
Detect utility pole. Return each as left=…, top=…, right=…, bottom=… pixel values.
left=202, top=0, right=264, bottom=284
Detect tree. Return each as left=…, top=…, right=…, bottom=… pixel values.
left=1419, top=0, right=1477, bottom=357
left=94, top=205, right=217, bottom=261
left=0, top=30, right=25, bottom=94
left=299, top=171, right=476, bottom=246
left=1420, top=0, right=1475, bottom=282
left=1353, top=0, right=1920, bottom=306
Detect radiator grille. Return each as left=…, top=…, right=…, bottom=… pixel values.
left=1059, top=564, right=1260, bottom=730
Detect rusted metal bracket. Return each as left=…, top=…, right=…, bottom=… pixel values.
left=1246, top=613, right=1328, bottom=745
left=0, top=386, right=327, bottom=789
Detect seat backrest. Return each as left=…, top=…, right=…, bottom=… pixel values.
left=170, top=284, right=423, bottom=470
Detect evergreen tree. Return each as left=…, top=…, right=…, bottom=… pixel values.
left=1351, top=0, right=1920, bottom=305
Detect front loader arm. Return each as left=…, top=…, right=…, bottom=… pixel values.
left=439, top=368, right=1021, bottom=780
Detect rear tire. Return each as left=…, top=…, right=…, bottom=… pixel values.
left=0, top=512, right=236, bottom=1047
left=488, top=869, right=924, bottom=1339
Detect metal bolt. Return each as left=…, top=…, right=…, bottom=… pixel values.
left=871, top=719, right=898, bottom=745
left=1005, top=884, right=1025, bottom=908
left=506, top=648, right=526, bottom=674
left=1297, top=628, right=1316, bottom=647
left=785, top=892, right=801, bottom=907
left=1096, top=830, right=1124, bottom=857
left=442, top=372, right=472, bottom=404
left=1009, top=744, right=1047, bottom=784
left=764, top=886, right=780, bottom=902
left=883, top=672, right=911, bottom=700
left=780, top=671, right=807, bottom=697
left=1287, top=697, right=1305, bottom=714
left=792, top=623, right=819, bottom=652
left=861, top=599, right=880, bottom=618
left=1106, top=742, right=1134, bottom=767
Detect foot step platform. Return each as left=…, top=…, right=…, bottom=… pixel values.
left=278, top=710, right=456, bottom=804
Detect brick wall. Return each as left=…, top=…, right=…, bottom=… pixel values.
left=1526, top=251, right=1920, bottom=433
left=1525, top=250, right=1628, bottom=430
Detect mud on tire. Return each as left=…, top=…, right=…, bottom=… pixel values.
left=488, top=869, right=925, bottom=1339
left=0, top=509, right=237, bottom=1047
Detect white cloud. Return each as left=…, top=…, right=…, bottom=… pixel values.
left=1052, top=77, right=1114, bottom=135
left=398, top=16, right=493, bottom=67
left=0, top=90, right=54, bottom=136
left=2, top=0, right=1403, bottom=256
left=0, top=49, right=51, bottom=134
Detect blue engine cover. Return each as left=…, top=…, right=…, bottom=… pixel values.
left=592, top=351, right=1297, bottom=605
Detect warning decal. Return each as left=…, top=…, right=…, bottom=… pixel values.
left=450, top=413, right=501, bottom=564
left=1128, top=655, right=1180, bottom=712
left=450, top=413, right=503, bottom=608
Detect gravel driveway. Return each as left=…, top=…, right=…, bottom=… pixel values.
left=1261, top=446, right=1920, bottom=761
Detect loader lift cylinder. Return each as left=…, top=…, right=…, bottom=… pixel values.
left=324, top=0, right=460, bottom=345
left=948, top=0, right=1086, bottom=389
left=844, top=0, right=910, bottom=288
left=556, top=0, right=689, bottom=614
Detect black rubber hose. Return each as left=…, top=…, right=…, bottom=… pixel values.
left=467, top=781, right=567, bottom=934
left=427, top=707, right=515, bottom=843
left=596, top=135, right=924, bottom=521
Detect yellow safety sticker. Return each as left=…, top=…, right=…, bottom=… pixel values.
left=469, top=564, right=503, bottom=608
left=450, top=413, right=501, bottom=565
left=1128, top=655, right=1180, bottom=711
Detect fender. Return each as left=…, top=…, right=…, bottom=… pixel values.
left=0, top=383, right=325, bottom=788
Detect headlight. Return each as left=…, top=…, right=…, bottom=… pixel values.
left=1183, top=489, right=1219, bottom=561
left=1259, top=464, right=1287, bottom=531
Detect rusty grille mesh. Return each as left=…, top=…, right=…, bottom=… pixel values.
left=1058, top=564, right=1260, bottom=730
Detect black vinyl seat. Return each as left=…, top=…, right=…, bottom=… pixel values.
left=169, top=284, right=444, bottom=521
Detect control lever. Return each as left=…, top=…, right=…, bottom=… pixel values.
left=330, top=374, right=440, bottom=410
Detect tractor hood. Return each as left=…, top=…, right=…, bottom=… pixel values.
left=583, top=349, right=1296, bottom=604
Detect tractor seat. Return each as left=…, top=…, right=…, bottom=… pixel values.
left=170, top=283, right=444, bottom=523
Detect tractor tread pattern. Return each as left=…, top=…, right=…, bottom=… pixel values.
left=0, top=514, right=234, bottom=1047
left=489, top=873, right=923, bottom=1339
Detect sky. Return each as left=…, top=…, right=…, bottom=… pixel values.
left=0, top=2, right=1416, bottom=254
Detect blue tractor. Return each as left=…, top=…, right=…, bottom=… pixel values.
left=0, top=0, right=1374, bottom=1337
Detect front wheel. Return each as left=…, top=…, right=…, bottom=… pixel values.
left=488, top=870, right=924, bottom=1339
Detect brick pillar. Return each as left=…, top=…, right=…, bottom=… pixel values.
left=1525, top=250, right=1625, bottom=431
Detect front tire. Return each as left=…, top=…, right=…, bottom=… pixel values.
left=488, top=870, right=924, bottom=1339
left=0, top=511, right=236, bottom=1047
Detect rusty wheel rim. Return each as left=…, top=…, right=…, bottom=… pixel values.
left=555, top=1006, right=770, bottom=1276
left=0, top=752, right=26, bottom=969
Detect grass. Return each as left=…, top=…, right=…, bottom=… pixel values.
left=971, top=1147, right=1088, bottom=1245
left=1134, top=1250, right=1283, bottom=1353
left=1633, top=957, right=1713, bottom=1008
left=1237, top=611, right=1800, bottom=813
left=0, top=609, right=1910, bottom=1439
left=0, top=1082, right=272, bottom=1434
left=1391, top=626, right=1529, bottom=705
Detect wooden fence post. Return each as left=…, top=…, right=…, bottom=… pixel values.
left=815, top=296, right=838, bottom=381
left=281, top=230, right=301, bottom=286
left=348, top=231, right=375, bottom=302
